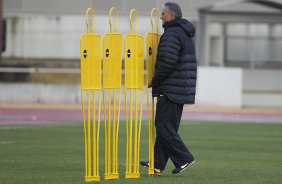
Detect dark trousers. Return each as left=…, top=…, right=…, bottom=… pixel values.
left=154, top=95, right=194, bottom=170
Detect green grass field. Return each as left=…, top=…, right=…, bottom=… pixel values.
left=1, top=121, right=282, bottom=184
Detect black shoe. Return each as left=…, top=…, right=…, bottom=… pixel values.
left=172, top=160, right=195, bottom=174
left=140, top=161, right=149, bottom=168
left=154, top=169, right=162, bottom=176
left=140, top=161, right=162, bottom=175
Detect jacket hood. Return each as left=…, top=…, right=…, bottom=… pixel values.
left=164, top=18, right=196, bottom=37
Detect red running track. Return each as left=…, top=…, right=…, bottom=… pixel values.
left=1, top=106, right=282, bottom=125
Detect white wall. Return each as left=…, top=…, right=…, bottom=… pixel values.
left=0, top=83, right=80, bottom=104
left=3, top=68, right=282, bottom=108
left=0, top=67, right=244, bottom=108
left=196, top=67, right=242, bottom=107
left=242, top=69, right=282, bottom=108
left=3, top=15, right=163, bottom=59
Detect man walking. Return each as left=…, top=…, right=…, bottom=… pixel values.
left=141, top=2, right=197, bottom=174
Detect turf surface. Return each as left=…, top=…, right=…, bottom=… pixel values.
left=0, top=121, right=282, bottom=184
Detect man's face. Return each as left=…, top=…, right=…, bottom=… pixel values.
left=160, top=7, right=175, bottom=26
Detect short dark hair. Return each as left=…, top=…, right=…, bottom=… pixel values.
left=164, top=2, right=182, bottom=18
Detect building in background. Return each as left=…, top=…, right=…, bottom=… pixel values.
left=2, top=0, right=207, bottom=60
left=3, top=0, right=282, bottom=64
left=196, top=0, right=282, bottom=108
left=199, top=0, right=282, bottom=68
left=1, top=0, right=282, bottom=108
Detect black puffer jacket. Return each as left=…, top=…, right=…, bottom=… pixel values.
left=151, top=18, right=197, bottom=104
